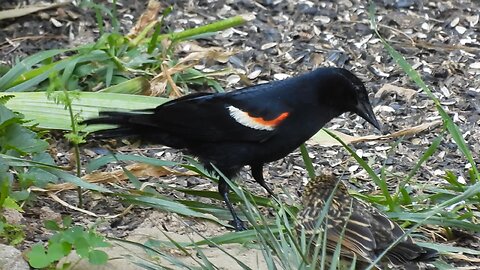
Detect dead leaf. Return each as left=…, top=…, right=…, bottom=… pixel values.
left=0, top=1, right=72, bottom=20
left=375, top=83, right=418, bottom=101
left=178, top=43, right=238, bottom=64
left=444, top=253, right=480, bottom=263
left=30, top=163, right=196, bottom=192
left=162, top=63, right=183, bottom=98
left=47, top=192, right=135, bottom=219
left=127, top=0, right=162, bottom=38
left=307, top=120, right=442, bottom=146
left=150, top=62, right=194, bottom=96
left=48, top=192, right=99, bottom=217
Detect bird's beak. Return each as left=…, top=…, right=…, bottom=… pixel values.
left=355, top=101, right=381, bottom=131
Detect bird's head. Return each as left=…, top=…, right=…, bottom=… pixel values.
left=302, top=173, right=347, bottom=204
left=316, top=68, right=381, bottom=131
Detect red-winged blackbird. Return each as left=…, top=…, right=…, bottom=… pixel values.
left=83, top=67, right=380, bottom=231
left=296, top=174, right=438, bottom=269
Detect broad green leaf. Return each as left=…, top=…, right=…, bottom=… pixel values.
left=63, top=215, right=73, bottom=228
left=62, top=226, right=84, bottom=244
left=3, top=196, right=23, bottom=211
left=0, top=154, right=63, bottom=169
left=46, top=242, right=67, bottom=261
left=74, top=236, right=90, bottom=258
left=88, top=250, right=109, bottom=265
left=26, top=244, right=51, bottom=268
left=98, top=77, right=150, bottom=94
left=86, top=231, right=110, bottom=248
left=44, top=220, right=61, bottom=231
left=0, top=104, right=16, bottom=127
left=19, top=153, right=58, bottom=187
left=1, top=92, right=167, bottom=131
left=0, top=123, right=49, bottom=154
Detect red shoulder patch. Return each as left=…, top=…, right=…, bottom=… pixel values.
left=228, top=106, right=289, bottom=131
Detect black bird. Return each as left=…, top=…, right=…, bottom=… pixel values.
left=83, top=67, right=380, bottom=231
left=296, top=174, right=438, bottom=269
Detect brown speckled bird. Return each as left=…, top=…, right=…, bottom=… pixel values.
left=296, top=174, right=438, bottom=269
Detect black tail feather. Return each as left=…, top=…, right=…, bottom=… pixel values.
left=81, top=111, right=150, bottom=126
left=86, top=127, right=141, bottom=139
left=384, top=242, right=438, bottom=265
left=82, top=111, right=189, bottom=148
left=412, top=246, right=438, bottom=262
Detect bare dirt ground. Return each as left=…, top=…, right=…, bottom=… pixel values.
left=1, top=0, right=480, bottom=269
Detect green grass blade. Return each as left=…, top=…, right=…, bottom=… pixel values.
left=416, top=242, right=480, bottom=255
left=404, top=134, right=443, bottom=184
left=368, top=2, right=479, bottom=181
left=173, top=187, right=272, bottom=207
left=86, top=153, right=177, bottom=173
left=0, top=154, right=64, bottom=169
left=5, top=50, right=110, bottom=91
left=98, top=77, right=150, bottom=94
left=324, top=129, right=394, bottom=209
left=387, top=212, right=480, bottom=231
left=191, top=229, right=261, bottom=246
left=155, top=15, right=252, bottom=43
left=45, top=168, right=112, bottom=193
left=186, top=227, right=254, bottom=270
left=176, top=199, right=239, bottom=222
left=299, top=144, right=315, bottom=180
left=118, top=193, right=224, bottom=225
left=0, top=49, right=66, bottom=89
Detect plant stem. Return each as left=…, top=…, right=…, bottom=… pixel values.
left=157, top=15, right=252, bottom=42
left=65, top=91, right=83, bottom=207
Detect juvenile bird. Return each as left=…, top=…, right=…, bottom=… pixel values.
left=83, top=67, right=380, bottom=231
left=296, top=174, right=438, bottom=269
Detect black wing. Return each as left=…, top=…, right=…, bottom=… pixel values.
left=132, top=90, right=293, bottom=142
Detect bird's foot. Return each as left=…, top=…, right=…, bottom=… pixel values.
left=228, top=218, right=247, bottom=232
left=267, top=191, right=278, bottom=199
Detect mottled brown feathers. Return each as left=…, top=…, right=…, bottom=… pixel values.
left=296, top=174, right=438, bottom=269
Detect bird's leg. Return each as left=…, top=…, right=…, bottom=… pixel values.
left=218, top=178, right=246, bottom=231
left=251, top=164, right=275, bottom=197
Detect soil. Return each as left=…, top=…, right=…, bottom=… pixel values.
left=1, top=0, right=479, bottom=269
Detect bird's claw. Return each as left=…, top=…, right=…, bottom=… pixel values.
left=228, top=219, right=247, bottom=232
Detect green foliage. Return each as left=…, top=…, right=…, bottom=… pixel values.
left=26, top=216, right=110, bottom=268
left=79, top=0, right=120, bottom=34
left=46, top=72, right=87, bottom=205
left=0, top=102, right=57, bottom=207
left=1, top=91, right=168, bottom=132
left=300, top=144, right=316, bottom=180
left=0, top=216, right=25, bottom=246
left=0, top=107, right=48, bottom=155
left=112, top=171, right=362, bottom=270
left=0, top=1, right=246, bottom=95
left=360, top=2, right=480, bottom=235
left=3, top=0, right=478, bottom=268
